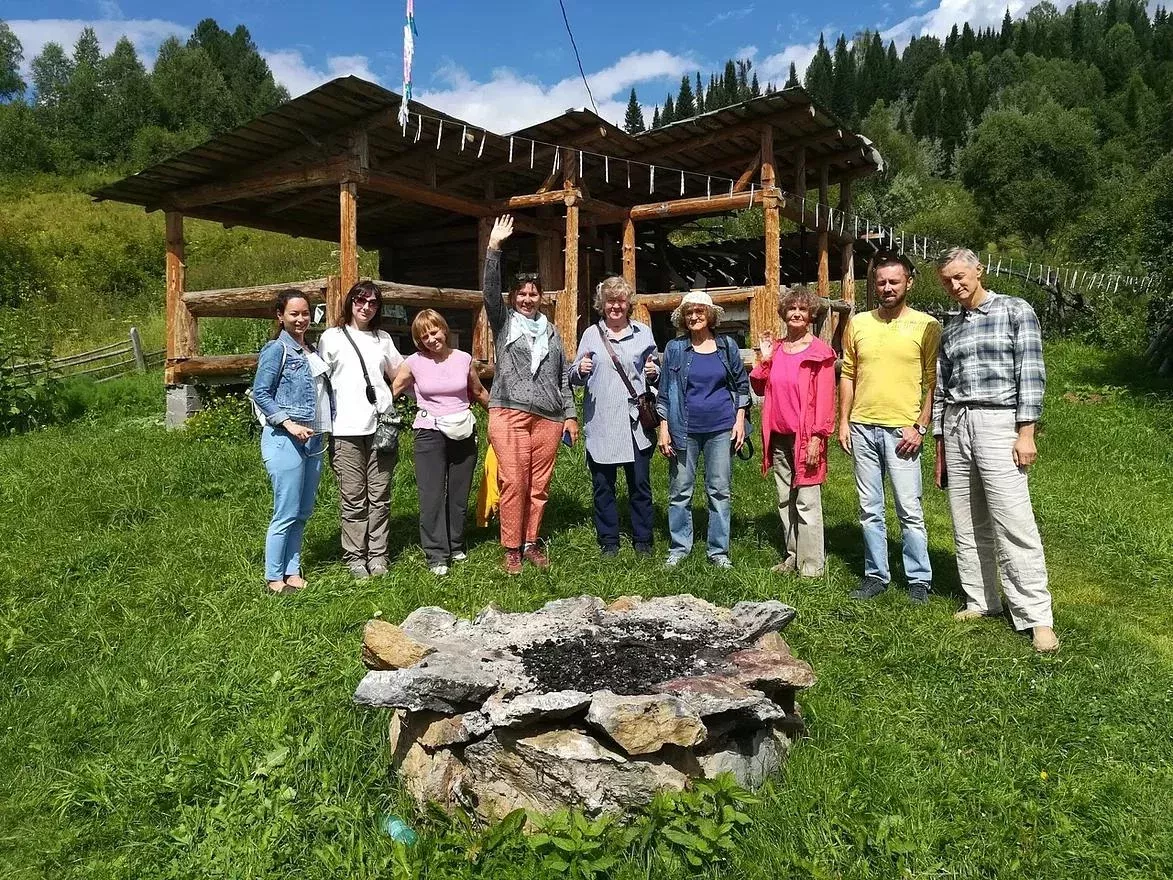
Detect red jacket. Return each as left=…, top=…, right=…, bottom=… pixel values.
left=749, top=337, right=837, bottom=486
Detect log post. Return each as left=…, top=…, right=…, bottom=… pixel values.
left=559, top=202, right=580, bottom=348
left=129, top=326, right=146, bottom=373
left=755, top=125, right=780, bottom=343
left=624, top=216, right=650, bottom=325
left=340, top=182, right=358, bottom=295
left=164, top=211, right=197, bottom=385
left=473, top=216, right=494, bottom=363
left=839, top=177, right=855, bottom=309
left=817, top=165, right=831, bottom=341
left=326, top=275, right=344, bottom=328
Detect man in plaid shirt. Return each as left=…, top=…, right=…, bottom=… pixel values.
left=933, top=247, right=1058, bottom=653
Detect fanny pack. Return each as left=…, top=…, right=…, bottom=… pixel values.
left=426, top=408, right=476, bottom=441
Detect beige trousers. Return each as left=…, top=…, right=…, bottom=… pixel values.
left=942, top=406, right=1052, bottom=629
left=329, top=434, right=397, bottom=565
left=770, top=435, right=825, bottom=576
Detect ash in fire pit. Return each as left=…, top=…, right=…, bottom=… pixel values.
left=353, top=595, right=815, bottom=820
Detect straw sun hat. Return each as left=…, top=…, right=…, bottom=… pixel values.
left=670, top=291, right=725, bottom=327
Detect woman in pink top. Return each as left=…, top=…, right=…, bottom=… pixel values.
left=393, top=309, right=489, bottom=575
left=750, top=286, right=837, bottom=577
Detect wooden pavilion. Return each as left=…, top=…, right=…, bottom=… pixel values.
left=92, top=76, right=882, bottom=419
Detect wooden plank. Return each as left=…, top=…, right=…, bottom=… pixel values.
left=165, top=212, right=197, bottom=384
left=183, top=279, right=329, bottom=318
left=264, top=186, right=332, bottom=215
left=627, top=189, right=777, bottom=222
left=340, top=182, right=358, bottom=294
left=169, top=158, right=350, bottom=210
left=640, top=288, right=757, bottom=311
left=634, top=106, right=816, bottom=162
left=364, top=169, right=489, bottom=217
left=495, top=188, right=579, bottom=211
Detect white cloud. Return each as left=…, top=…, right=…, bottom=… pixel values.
left=263, top=49, right=382, bottom=97
left=415, top=49, right=698, bottom=131
left=8, top=17, right=188, bottom=72
left=97, top=0, right=125, bottom=19
left=758, top=41, right=820, bottom=83
left=709, top=6, right=756, bottom=26
left=734, top=45, right=759, bottom=62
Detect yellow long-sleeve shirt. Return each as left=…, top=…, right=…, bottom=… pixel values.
left=841, top=308, right=941, bottom=427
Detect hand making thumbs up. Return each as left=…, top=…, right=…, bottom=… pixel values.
left=579, top=351, right=595, bottom=376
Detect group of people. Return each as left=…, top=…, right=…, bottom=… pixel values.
left=249, top=214, right=1058, bottom=653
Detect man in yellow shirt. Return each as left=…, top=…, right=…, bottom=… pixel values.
left=838, top=251, right=941, bottom=603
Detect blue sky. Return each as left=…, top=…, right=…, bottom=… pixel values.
left=6, top=0, right=1070, bottom=130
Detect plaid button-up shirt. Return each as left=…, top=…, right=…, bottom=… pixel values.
left=932, top=291, right=1045, bottom=435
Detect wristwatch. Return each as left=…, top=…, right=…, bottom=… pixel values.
left=913, top=423, right=927, bottom=436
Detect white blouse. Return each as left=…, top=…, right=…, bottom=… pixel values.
left=318, top=326, right=403, bottom=436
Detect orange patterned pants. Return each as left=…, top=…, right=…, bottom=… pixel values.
left=487, top=407, right=563, bottom=549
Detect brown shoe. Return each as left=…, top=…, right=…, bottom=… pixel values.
left=523, top=544, right=550, bottom=569
left=502, top=549, right=523, bottom=576
left=1032, top=626, right=1059, bottom=653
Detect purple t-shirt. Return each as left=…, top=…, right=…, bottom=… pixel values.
left=407, top=350, right=472, bottom=430
left=685, top=351, right=735, bottom=434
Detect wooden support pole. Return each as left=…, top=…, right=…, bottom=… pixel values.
left=129, top=327, right=146, bottom=373
left=559, top=202, right=580, bottom=348
left=624, top=216, right=650, bottom=326
left=839, top=177, right=855, bottom=309
left=755, top=127, right=780, bottom=344
left=817, top=165, right=831, bottom=341
left=628, top=189, right=776, bottom=222
left=340, top=182, right=358, bottom=295
left=326, top=275, right=344, bottom=328
left=473, top=217, right=494, bottom=363
left=164, top=211, right=197, bottom=384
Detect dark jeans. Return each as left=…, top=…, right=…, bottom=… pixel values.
left=587, top=445, right=654, bottom=550
left=413, top=428, right=478, bottom=565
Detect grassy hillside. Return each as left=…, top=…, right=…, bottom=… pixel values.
left=0, top=342, right=1170, bottom=879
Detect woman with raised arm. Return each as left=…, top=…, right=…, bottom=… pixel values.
left=749, top=286, right=836, bottom=578
left=318, top=281, right=403, bottom=580
left=656, top=291, right=750, bottom=569
left=482, top=215, right=578, bottom=575
left=569, top=275, right=659, bottom=557
left=250, top=290, right=333, bottom=594
left=393, top=309, right=489, bottom=576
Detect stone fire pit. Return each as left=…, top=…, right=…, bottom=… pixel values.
left=353, top=595, right=815, bottom=820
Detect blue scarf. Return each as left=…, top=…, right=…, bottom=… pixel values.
left=506, top=310, right=550, bottom=376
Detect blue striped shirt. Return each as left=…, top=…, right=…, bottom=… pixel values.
left=569, top=321, right=657, bottom=464
left=932, top=291, right=1046, bottom=435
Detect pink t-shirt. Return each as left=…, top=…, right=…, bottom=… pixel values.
left=767, top=349, right=806, bottom=436
left=407, top=350, right=472, bottom=430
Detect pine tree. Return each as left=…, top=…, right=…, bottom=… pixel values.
left=695, top=72, right=705, bottom=113
left=945, top=24, right=961, bottom=58
left=1000, top=9, right=1014, bottom=49
left=724, top=60, right=738, bottom=104
left=661, top=94, right=675, bottom=125
left=785, top=62, right=799, bottom=88
left=736, top=59, right=751, bottom=99
left=1071, top=3, right=1084, bottom=55
left=96, top=37, right=157, bottom=161
left=676, top=74, right=696, bottom=118
left=188, top=19, right=287, bottom=124
left=707, top=73, right=722, bottom=110
left=831, top=34, right=857, bottom=123
left=885, top=42, right=901, bottom=99
left=623, top=88, right=645, bottom=134
left=0, top=20, right=24, bottom=99
left=961, top=23, right=977, bottom=56
left=750, top=71, right=761, bottom=96
left=804, top=34, right=834, bottom=107
left=857, top=32, right=886, bottom=117
left=72, top=27, right=101, bottom=69
left=651, top=105, right=661, bottom=128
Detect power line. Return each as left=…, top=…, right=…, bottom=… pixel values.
left=557, top=0, right=598, bottom=115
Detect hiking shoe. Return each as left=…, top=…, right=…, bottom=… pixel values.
left=348, top=561, right=371, bottom=580
left=710, top=554, right=733, bottom=569
left=771, top=559, right=797, bottom=574
left=850, top=576, right=887, bottom=600
left=502, top=550, right=523, bottom=576
left=1032, top=626, right=1060, bottom=653
left=429, top=564, right=449, bottom=577
left=908, top=582, right=931, bottom=604
left=633, top=543, right=653, bottom=557
left=367, top=558, right=389, bottom=577
left=664, top=553, right=686, bottom=568
left=601, top=545, right=620, bottom=558
left=450, top=551, right=468, bottom=563
left=523, top=544, right=550, bottom=569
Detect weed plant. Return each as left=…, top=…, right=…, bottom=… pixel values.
left=0, top=344, right=1171, bottom=879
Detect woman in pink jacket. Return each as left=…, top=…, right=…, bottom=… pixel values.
left=750, top=286, right=837, bottom=577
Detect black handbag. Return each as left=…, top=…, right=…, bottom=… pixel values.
left=597, top=322, right=660, bottom=431
left=342, top=327, right=401, bottom=453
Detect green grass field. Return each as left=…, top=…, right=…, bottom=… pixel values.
left=1, top=341, right=1171, bottom=879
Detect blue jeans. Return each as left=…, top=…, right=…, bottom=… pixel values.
left=261, top=426, right=324, bottom=580
left=667, top=430, right=732, bottom=559
left=850, top=423, right=932, bottom=585
left=588, top=446, right=654, bottom=550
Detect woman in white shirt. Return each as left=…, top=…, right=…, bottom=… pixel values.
left=318, top=281, right=403, bottom=579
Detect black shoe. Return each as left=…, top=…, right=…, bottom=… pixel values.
left=601, top=546, right=620, bottom=558
left=908, top=582, right=931, bottom=604
left=633, top=543, right=653, bottom=557
left=850, top=576, right=888, bottom=600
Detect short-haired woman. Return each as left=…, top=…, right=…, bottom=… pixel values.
left=483, top=215, right=578, bottom=575
left=393, top=309, right=489, bottom=576
left=656, top=291, right=750, bottom=568
left=570, top=276, right=659, bottom=557
left=750, top=286, right=836, bottom=577
left=318, top=281, right=403, bottom=579
left=250, top=290, right=332, bottom=593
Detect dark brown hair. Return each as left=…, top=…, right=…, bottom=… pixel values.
left=271, top=288, right=310, bottom=340
left=336, top=280, right=384, bottom=330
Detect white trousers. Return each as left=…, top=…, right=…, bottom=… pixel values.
left=943, top=405, right=1053, bottom=629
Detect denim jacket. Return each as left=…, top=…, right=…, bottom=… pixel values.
left=251, top=331, right=318, bottom=427
left=656, top=334, right=750, bottom=445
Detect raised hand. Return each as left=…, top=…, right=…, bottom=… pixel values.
left=643, top=355, right=659, bottom=379
left=758, top=332, right=774, bottom=361
left=488, top=215, right=514, bottom=250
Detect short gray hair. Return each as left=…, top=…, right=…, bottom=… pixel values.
left=594, top=276, right=635, bottom=317
left=937, top=246, right=981, bottom=269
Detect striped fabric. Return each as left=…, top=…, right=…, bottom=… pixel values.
left=569, top=321, right=657, bottom=465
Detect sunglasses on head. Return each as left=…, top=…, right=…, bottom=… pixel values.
left=513, top=272, right=539, bottom=285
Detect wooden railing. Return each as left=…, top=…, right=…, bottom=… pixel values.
left=7, top=328, right=164, bottom=385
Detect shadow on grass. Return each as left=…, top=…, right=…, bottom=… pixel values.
left=822, top=521, right=964, bottom=602
left=1053, top=345, right=1173, bottom=399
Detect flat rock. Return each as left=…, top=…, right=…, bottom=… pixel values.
left=605, top=595, right=644, bottom=612
left=753, top=631, right=793, bottom=654
left=362, top=620, right=436, bottom=670
left=400, top=741, right=465, bottom=805
left=653, top=674, right=766, bottom=716
left=399, top=606, right=474, bottom=642
left=726, top=647, right=817, bottom=690
left=586, top=691, right=706, bottom=755
left=354, top=653, right=501, bottom=713
left=482, top=689, right=592, bottom=728
left=728, top=601, right=798, bottom=641
left=696, top=727, right=789, bottom=788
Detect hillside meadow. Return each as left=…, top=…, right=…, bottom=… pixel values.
left=0, top=341, right=1170, bottom=879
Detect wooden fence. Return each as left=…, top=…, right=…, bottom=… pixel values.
left=8, top=328, right=165, bottom=385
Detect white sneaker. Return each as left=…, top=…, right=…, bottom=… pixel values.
left=664, top=554, right=685, bottom=568
left=429, top=564, right=449, bottom=576
left=450, top=552, right=468, bottom=563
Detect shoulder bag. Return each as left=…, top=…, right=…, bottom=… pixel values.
left=342, top=327, right=401, bottom=453
left=598, top=322, right=660, bottom=431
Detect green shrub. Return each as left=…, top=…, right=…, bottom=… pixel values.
left=0, top=323, right=64, bottom=434
left=184, top=387, right=257, bottom=443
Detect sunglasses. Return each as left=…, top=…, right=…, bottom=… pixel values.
left=353, top=296, right=379, bottom=308
left=513, top=272, right=539, bottom=285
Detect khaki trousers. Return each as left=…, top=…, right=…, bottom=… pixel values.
left=770, top=435, right=825, bottom=576
left=942, top=406, right=1053, bottom=629
left=329, top=434, right=397, bottom=565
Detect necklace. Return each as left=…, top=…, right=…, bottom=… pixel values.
left=782, top=334, right=811, bottom=353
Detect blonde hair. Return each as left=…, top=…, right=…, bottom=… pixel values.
left=411, top=308, right=450, bottom=351
left=594, top=276, right=636, bottom=317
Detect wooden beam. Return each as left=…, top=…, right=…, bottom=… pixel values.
left=473, top=217, right=494, bottom=363
left=183, top=279, right=329, bottom=318
left=170, top=157, right=351, bottom=210
left=164, top=212, right=197, bottom=385
left=340, top=182, right=358, bottom=294
left=628, top=188, right=778, bottom=222
left=364, top=169, right=489, bottom=217
left=559, top=202, right=580, bottom=348
left=264, top=186, right=332, bottom=215
left=839, top=177, right=855, bottom=310
left=817, top=165, right=831, bottom=340
left=496, top=188, right=580, bottom=211
left=756, top=127, right=780, bottom=344
left=634, top=106, right=816, bottom=162
left=759, top=125, right=776, bottom=189
left=167, top=354, right=259, bottom=382
left=794, top=146, right=806, bottom=203
left=640, top=288, right=758, bottom=312
left=734, top=154, right=761, bottom=193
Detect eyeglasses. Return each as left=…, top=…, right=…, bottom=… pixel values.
left=353, top=296, right=378, bottom=309
left=513, top=272, right=539, bottom=285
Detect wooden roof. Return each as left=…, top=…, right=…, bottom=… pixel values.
left=93, top=76, right=882, bottom=249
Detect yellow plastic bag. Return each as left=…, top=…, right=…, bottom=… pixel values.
left=475, top=445, right=500, bottom=527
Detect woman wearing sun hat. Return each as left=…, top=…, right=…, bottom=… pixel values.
left=656, top=291, right=750, bottom=568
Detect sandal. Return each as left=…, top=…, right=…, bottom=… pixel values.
left=266, top=579, right=297, bottom=595
left=284, top=573, right=308, bottom=590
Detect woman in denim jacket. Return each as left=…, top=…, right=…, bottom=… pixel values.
left=251, top=290, right=332, bottom=594
left=656, top=291, right=750, bottom=568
